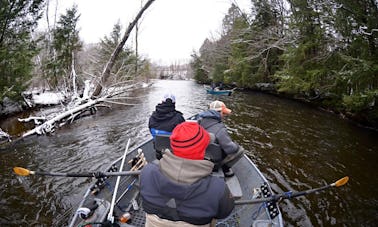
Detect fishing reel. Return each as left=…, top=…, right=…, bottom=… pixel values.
left=90, top=164, right=118, bottom=195
left=77, top=199, right=99, bottom=220
left=77, top=207, right=93, bottom=220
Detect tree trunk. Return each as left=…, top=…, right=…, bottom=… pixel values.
left=16, top=1, right=156, bottom=140
left=91, top=0, right=155, bottom=98
left=22, top=97, right=108, bottom=138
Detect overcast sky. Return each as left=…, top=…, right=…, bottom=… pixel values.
left=41, top=0, right=251, bottom=65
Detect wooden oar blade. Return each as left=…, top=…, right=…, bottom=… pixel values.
left=335, top=176, right=349, bottom=187
left=13, top=167, right=31, bottom=176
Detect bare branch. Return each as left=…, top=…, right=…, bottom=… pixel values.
left=91, top=0, right=155, bottom=97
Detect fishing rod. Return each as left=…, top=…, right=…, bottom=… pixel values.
left=108, top=138, right=130, bottom=223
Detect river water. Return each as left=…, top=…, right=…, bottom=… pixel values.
left=0, top=80, right=377, bottom=226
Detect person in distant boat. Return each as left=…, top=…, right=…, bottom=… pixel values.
left=148, top=93, right=185, bottom=159
left=218, top=82, right=224, bottom=90
left=197, top=100, right=243, bottom=177
left=140, top=121, right=235, bottom=226
left=211, top=81, right=216, bottom=90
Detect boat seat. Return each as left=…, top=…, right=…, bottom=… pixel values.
left=211, top=167, right=243, bottom=199
left=154, top=134, right=171, bottom=159
left=225, top=174, right=243, bottom=199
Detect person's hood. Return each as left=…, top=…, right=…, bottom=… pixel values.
left=198, top=110, right=221, bottom=121
left=151, top=101, right=178, bottom=121
left=159, top=151, right=214, bottom=184
left=154, top=152, right=215, bottom=201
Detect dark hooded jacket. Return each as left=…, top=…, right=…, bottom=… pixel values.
left=148, top=100, right=185, bottom=134
left=198, top=110, right=239, bottom=155
left=140, top=152, right=235, bottom=225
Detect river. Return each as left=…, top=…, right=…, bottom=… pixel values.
left=0, top=80, right=377, bottom=226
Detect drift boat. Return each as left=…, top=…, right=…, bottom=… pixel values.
left=68, top=138, right=284, bottom=227
left=204, top=85, right=235, bottom=96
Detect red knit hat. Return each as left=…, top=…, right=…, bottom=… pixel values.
left=170, top=121, right=210, bottom=160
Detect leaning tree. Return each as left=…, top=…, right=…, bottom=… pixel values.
left=19, top=0, right=156, bottom=140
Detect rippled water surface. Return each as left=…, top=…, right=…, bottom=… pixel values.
left=1, top=80, right=377, bottom=226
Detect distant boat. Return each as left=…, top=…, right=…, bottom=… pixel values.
left=205, top=85, right=235, bottom=96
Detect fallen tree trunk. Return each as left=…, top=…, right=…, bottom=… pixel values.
left=21, top=97, right=106, bottom=137
left=18, top=0, right=156, bottom=139
left=20, top=82, right=141, bottom=138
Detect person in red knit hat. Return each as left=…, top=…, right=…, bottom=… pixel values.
left=170, top=121, right=210, bottom=160
left=140, top=121, right=235, bottom=227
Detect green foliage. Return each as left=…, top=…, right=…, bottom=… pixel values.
left=190, top=0, right=378, bottom=126
left=97, top=21, right=138, bottom=83
left=276, top=41, right=326, bottom=94
left=0, top=0, right=44, bottom=102
left=342, top=90, right=377, bottom=113
left=138, top=59, right=152, bottom=81
left=226, top=19, right=251, bottom=86
left=211, top=63, right=226, bottom=83
left=48, top=5, right=82, bottom=89
left=193, top=0, right=286, bottom=88
left=98, top=22, right=123, bottom=62
left=190, top=53, right=209, bottom=84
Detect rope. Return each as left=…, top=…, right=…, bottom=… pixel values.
left=251, top=202, right=266, bottom=220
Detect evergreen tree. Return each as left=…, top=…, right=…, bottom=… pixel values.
left=275, top=0, right=330, bottom=96
left=0, top=0, right=44, bottom=102
left=222, top=3, right=249, bottom=86
left=96, top=21, right=136, bottom=84
left=190, top=53, right=209, bottom=84
left=48, top=4, right=82, bottom=91
left=222, top=1, right=285, bottom=87
left=332, top=0, right=378, bottom=113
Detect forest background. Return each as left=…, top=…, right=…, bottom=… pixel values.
left=1, top=0, right=377, bottom=129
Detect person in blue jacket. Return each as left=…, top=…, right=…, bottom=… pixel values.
left=140, top=121, right=235, bottom=226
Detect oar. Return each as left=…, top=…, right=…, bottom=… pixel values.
left=235, top=176, right=349, bottom=205
left=13, top=167, right=141, bottom=177
left=108, top=138, right=130, bottom=223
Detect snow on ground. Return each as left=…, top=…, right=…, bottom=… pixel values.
left=32, top=92, right=65, bottom=105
